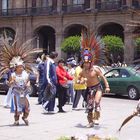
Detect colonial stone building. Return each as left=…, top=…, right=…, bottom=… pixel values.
left=0, top=0, right=140, bottom=64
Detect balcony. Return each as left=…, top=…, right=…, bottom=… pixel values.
left=96, top=1, right=123, bottom=11
left=0, top=6, right=55, bottom=17
left=62, top=4, right=86, bottom=13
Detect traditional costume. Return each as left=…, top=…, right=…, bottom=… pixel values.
left=0, top=33, right=42, bottom=125
left=80, top=28, right=106, bottom=126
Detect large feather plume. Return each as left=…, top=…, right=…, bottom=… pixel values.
left=118, top=100, right=140, bottom=131
left=0, top=32, right=43, bottom=78
left=80, top=28, right=106, bottom=65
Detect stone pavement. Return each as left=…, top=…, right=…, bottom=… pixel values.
left=0, top=95, right=140, bottom=140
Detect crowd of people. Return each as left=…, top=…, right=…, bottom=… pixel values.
left=2, top=51, right=110, bottom=127
left=32, top=52, right=110, bottom=127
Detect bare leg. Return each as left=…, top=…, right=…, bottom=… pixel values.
left=93, top=90, right=102, bottom=125
left=22, top=97, right=30, bottom=125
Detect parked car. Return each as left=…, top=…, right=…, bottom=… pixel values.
left=102, top=66, right=140, bottom=100
left=0, top=71, right=38, bottom=97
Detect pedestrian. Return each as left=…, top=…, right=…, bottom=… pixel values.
left=72, top=63, right=87, bottom=110
left=0, top=34, right=43, bottom=126
left=78, top=60, right=110, bottom=127
left=37, top=53, right=47, bottom=105
left=10, top=61, right=31, bottom=125
left=66, top=61, right=75, bottom=104
left=42, top=51, right=58, bottom=113
left=78, top=28, right=110, bottom=127
left=56, top=58, right=73, bottom=112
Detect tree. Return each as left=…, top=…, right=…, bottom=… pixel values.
left=61, top=36, right=81, bottom=56
left=102, top=35, right=124, bottom=63
left=134, top=37, right=140, bottom=59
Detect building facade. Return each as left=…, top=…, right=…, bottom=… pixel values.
left=0, top=0, right=140, bottom=64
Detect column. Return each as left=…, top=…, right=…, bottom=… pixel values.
left=15, top=0, right=24, bottom=8
left=55, top=31, right=66, bottom=59
left=124, top=28, right=134, bottom=65
left=126, top=0, right=132, bottom=7
left=90, top=0, right=95, bottom=9
left=9, top=0, right=12, bottom=9
left=67, top=0, right=71, bottom=5
left=57, top=0, right=62, bottom=12
left=27, top=0, right=32, bottom=7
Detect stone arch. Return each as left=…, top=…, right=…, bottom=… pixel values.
left=97, top=22, right=124, bottom=63
left=64, top=23, right=87, bottom=37
left=97, top=22, right=124, bottom=41
left=0, top=27, right=15, bottom=45
left=33, top=25, right=56, bottom=54
left=63, top=24, right=87, bottom=60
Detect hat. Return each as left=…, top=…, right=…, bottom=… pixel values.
left=58, top=58, right=65, bottom=64
left=49, top=51, right=58, bottom=59
left=10, top=56, right=24, bottom=68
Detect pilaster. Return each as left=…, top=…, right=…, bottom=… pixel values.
left=55, top=31, right=65, bottom=59
left=124, top=27, right=134, bottom=65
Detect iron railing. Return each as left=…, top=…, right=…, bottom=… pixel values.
left=0, top=3, right=139, bottom=17
left=62, top=4, right=86, bottom=13
left=96, top=1, right=123, bottom=11
left=0, top=6, right=55, bottom=17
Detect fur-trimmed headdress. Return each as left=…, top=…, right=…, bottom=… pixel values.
left=80, top=28, right=106, bottom=65
left=0, top=32, right=42, bottom=78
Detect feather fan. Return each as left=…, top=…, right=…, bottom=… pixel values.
left=118, top=100, right=140, bottom=131
left=0, top=33, right=43, bottom=78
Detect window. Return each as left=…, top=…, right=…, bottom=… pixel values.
left=105, top=70, right=120, bottom=78
left=72, top=0, right=84, bottom=5
left=132, top=0, right=139, bottom=8
left=120, top=69, right=130, bottom=78
left=2, top=0, right=9, bottom=15
left=2, top=0, right=8, bottom=10
left=41, top=0, right=49, bottom=7
left=32, top=0, right=36, bottom=7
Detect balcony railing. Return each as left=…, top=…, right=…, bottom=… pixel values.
left=96, top=1, right=122, bottom=11
left=62, top=4, right=86, bottom=13
left=0, top=3, right=139, bottom=17
left=0, top=6, right=55, bottom=17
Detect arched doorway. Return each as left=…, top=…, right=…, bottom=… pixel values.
left=98, top=22, right=124, bottom=41
left=97, top=23, right=124, bottom=64
left=64, top=24, right=86, bottom=37
left=0, top=27, right=15, bottom=45
left=34, top=26, right=55, bottom=54
left=64, top=24, right=87, bottom=60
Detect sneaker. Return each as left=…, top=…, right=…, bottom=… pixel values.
left=94, top=120, right=99, bottom=125
left=58, top=109, right=66, bottom=113
left=13, top=121, right=19, bottom=126
left=86, top=122, right=94, bottom=128
left=22, top=117, right=29, bottom=126
left=72, top=107, right=77, bottom=110
left=4, top=105, right=10, bottom=108
left=47, top=111, right=56, bottom=114
left=72, top=107, right=80, bottom=111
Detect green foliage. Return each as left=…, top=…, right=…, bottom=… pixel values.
left=135, top=37, right=140, bottom=47
left=61, top=36, right=81, bottom=53
left=102, top=35, right=124, bottom=53
left=102, top=35, right=124, bottom=63
left=57, top=136, right=70, bottom=140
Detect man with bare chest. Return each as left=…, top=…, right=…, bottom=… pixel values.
left=78, top=61, right=110, bottom=127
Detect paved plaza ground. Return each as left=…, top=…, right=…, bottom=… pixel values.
left=0, top=95, right=140, bottom=140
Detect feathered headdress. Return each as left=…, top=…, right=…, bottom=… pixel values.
left=80, top=28, right=106, bottom=65
left=0, top=32, right=43, bottom=78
